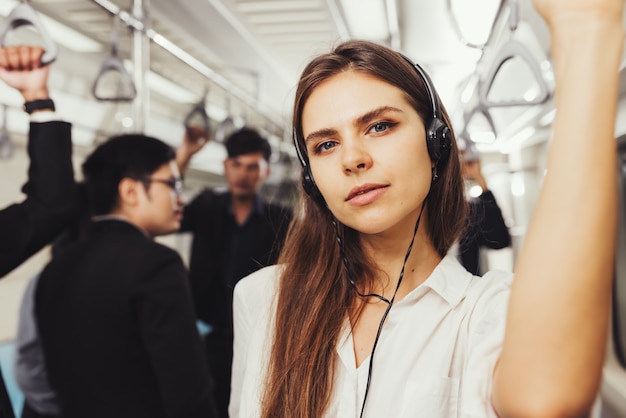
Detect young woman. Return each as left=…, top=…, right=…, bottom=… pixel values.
left=230, top=0, right=625, bottom=416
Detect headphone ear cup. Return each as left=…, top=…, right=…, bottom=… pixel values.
left=301, top=166, right=325, bottom=205
left=301, top=166, right=315, bottom=196
left=426, top=117, right=451, bottom=164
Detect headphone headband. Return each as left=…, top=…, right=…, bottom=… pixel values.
left=400, top=54, right=452, bottom=165
left=399, top=54, right=441, bottom=121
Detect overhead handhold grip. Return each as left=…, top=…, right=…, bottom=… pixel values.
left=91, top=55, right=137, bottom=102
left=479, top=39, right=551, bottom=108
left=0, top=1, right=58, bottom=65
left=215, top=116, right=236, bottom=144
left=461, top=104, right=498, bottom=144
left=214, top=96, right=238, bottom=144
left=92, top=15, right=136, bottom=102
left=184, top=87, right=210, bottom=139
left=445, top=0, right=505, bottom=49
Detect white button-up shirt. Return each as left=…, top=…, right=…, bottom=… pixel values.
left=231, top=255, right=512, bottom=418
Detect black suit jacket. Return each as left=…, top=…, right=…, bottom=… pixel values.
left=459, top=190, right=511, bottom=275
left=0, top=121, right=75, bottom=278
left=0, top=121, right=74, bottom=418
left=180, top=190, right=292, bottom=331
left=35, top=220, right=215, bottom=418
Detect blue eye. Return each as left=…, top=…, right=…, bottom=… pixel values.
left=313, top=141, right=336, bottom=154
left=368, top=121, right=396, bottom=134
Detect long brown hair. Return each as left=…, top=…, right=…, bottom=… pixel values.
left=261, top=40, right=466, bottom=417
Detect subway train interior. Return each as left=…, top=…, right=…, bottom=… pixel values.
left=0, top=0, right=626, bottom=416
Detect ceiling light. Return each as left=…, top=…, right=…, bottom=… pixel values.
left=39, top=15, right=102, bottom=53
left=339, top=0, right=389, bottom=42
left=237, top=1, right=320, bottom=13
left=146, top=71, right=196, bottom=104
left=146, top=71, right=228, bottom=121
left=248, top=12, right=328, bottom=24
left=469, top=131, right=496, bottom=144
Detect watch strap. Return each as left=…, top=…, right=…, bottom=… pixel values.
left=23, top=98, right=55, bottom=114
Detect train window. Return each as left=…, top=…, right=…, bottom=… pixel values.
left=614, top=136, right=626, bottom=367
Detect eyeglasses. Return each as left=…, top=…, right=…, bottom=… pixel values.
left=140, top=177, right=184, bottom=197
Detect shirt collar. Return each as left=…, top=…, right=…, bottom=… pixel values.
left=226, top=193, right=265, bottom=216
left=408, top=254, right=473, bottom=308
left=89, top=215, right=152, bottom=239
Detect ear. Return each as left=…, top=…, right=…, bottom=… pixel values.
left=118, top=178, right=142, bottom=209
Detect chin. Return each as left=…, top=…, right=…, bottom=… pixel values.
left=159, top=222, right=180, bottom=236
left=334, top=210, right=389, bottom=233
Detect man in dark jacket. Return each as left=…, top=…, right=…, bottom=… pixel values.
left=34, top=135, right=217, bottom=418
left=458, top=149, right=511, bottom=275
left=176, top=127, right=293, bottom=417
left=0, top=46, right=75, bottom=418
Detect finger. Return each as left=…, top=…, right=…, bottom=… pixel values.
left=29, top=46, right=45, bottom=69
left=18, top=46, right=33, bottom=70
left=5, top=47, right=20, bottom=71
left=0, top=49, right=7, bottom=69
left=187, top=126, right=209, bottom=142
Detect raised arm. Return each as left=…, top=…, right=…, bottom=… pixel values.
left=0, top=46, right=75, bottom=277
left=493, top=0, right=625, bottom=416
left=176, top=126, right=209, bottom=174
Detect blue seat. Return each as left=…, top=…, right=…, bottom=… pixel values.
left=0, top=341, right=25, bottom=417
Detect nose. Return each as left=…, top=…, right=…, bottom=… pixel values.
left=174, top=192, right=184, bottom=207
left=342, top=139, right=372, bottom=174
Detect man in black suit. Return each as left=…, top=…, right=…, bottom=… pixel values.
left=33, top=135, right=217, bottom=418
left=176, top=127, right=293, bottom=417
left=0, top=46, right=75, bottom=418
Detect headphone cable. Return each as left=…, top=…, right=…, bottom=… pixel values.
left=333, top=203, right=425, bottom=418
left=357, top=206, right=423, bottom=418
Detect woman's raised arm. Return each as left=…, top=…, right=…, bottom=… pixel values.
left=493, top=0, right=625, bottom=417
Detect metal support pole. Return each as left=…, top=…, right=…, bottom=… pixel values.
left=131, top=0, right=149, bottom=133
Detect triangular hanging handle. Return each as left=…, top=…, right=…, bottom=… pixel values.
left=215, top=116, right=236, bottom=144
left=92, top=15, right=136, bottom=102
left=184, top=86, right=210, bottom=138
left=461, top=104, right=498, bottom=143
left=479, top=39, right=551, bottom=107
left=0, top=1, right=58, bottom=65
left=445, top=0, right=506, bottom=49
left=215, top=96, right=238, bottom=144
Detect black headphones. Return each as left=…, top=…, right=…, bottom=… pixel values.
left=293, top=55, right=451, bottom=204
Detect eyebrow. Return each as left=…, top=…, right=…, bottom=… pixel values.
left=304, top=106, right=404, bottom=144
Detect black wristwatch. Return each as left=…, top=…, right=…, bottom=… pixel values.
left=23, top=98, right=55, bottom=114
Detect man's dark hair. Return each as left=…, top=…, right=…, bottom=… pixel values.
left=81, top=134, right=175, bottom=215
left=225, top=127, right=272, bottom=162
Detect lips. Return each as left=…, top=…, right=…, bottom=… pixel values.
left=346, top=183, right=388, bottom=201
